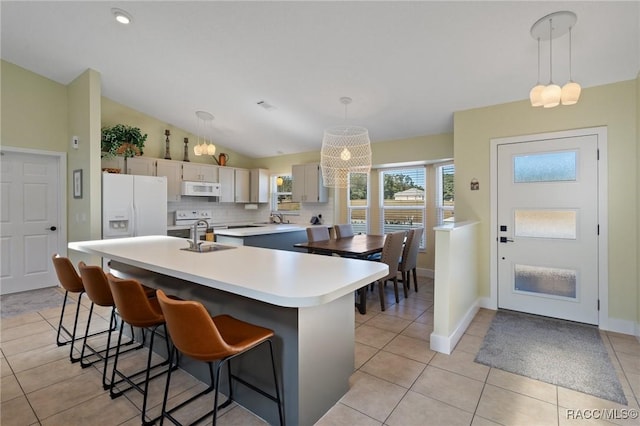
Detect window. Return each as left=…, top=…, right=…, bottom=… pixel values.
left=271, top=175, right=300, bottom=212
left=436, top=163, right=455, bottom=225
left=347, top=172, right=369, bottom=234
left=380, top=167, right=425, bottom=247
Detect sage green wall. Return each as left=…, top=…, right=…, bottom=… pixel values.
left=637, top=71, right=640, bottom=332
left=101, top=98, right=255, bottom=169
left=454, top=80, right=638, bottom=323
left=1, top=60, right=68, bottom=151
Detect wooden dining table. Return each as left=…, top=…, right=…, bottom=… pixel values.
left=294, top=234, right=387, bottom=314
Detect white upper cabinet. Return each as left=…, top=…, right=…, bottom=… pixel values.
left=101, top=156, right=125, bottom=173
left=125, top=156, right=156, bottom=176
left=155, top=159, right=182, bottom=202
left=182, top=163, right=218, bottom=182
left=292, top=163, right=328, bottom=203
left=218, top=167, right=235, bottom=202
left=234, top=168, right=250, bottom=203
left=250, top=168, right=270, bottom=203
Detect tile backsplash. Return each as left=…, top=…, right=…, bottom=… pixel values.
left=168, top=194, right=334, bottom=226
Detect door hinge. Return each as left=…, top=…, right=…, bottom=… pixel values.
left=597, top=299, right=600, bottom=311
left=597, top=224, right=600, bottom=235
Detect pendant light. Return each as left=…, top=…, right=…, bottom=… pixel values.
left=194, top=111, right=216, bottom=157
left=320, top=97, right=372, bottom=188
left=529, top=11, right=579, bottom=109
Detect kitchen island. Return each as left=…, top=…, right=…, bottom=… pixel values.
left=69, top=236, right=387, bottom=425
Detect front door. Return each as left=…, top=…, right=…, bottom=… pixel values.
left=497, top=134, right=599, bottom=324
left=1, top=151, right=61, bottom=294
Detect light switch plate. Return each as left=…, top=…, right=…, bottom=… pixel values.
left=72, top=136, right=79, bottom=149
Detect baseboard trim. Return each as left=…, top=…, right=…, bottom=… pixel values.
left=478, top=297, right=496, bottom=310
left=417, top=267, right=433, bottom=279
left=599, top=316, right=637, bottom=336
left=430, top=300, right=480, bottom=354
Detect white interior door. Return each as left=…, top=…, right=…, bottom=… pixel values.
left=1, top=151, right=61, bottom=294
left=497, top=135, right=599, bottom=324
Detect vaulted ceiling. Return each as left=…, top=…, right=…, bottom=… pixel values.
left=2, top=1, right=638, bottom=158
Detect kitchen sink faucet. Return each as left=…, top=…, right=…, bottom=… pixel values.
left=190, top=219, right=210, bottom=251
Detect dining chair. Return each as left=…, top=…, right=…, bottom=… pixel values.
left=156, top=289, right=284, bottom=426
left=374, top=231, right=406, bottom=311
left=399, top=228, right=423, bottom=293
left=306, top=226, right=331, bottom=254
left=334, top=224, right=355, bottom=239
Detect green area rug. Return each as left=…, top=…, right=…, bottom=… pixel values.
left=475, top=310, right=627, bottom=405
left=1, top=286, right=63, bottom=318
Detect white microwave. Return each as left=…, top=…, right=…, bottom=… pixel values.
left=181, top=181, right=221, bottom=197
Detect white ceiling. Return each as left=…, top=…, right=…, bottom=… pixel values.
left=2, top=1, right=638, bottom=158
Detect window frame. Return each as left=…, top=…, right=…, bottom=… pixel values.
left=436, top=162, right=455, bottom=225
left=270, top=174, right=300, bottom=214
left=346, top=172, right=370, bottom=234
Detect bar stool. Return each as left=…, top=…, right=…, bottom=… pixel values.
left=77, top=261, right=143, bottom=389
left=52, top=254, right=109, bottom=363
left=107, top=275, right=175, bottom=425
left=156, top=289, right=284, bottom=426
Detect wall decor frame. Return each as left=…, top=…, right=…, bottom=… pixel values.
left=73, top=169, right=83, bottom=199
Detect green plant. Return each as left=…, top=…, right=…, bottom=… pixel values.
left=101, top=124, right=147, bottom=158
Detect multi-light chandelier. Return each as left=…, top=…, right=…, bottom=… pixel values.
left=320, top=97, right=372, bottom=188
left=529, top=11, right=581, bottom=108
left=193, top=110, right=216, bottom=156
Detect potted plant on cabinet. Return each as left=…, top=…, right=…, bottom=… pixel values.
left=101, top=124, right=147, bottom=159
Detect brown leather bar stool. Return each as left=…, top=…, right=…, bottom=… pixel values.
left=52, top=254, right=111, bottom=363
left=156, top=289, right=284, bottom=426
left=107, top=275, right=175, bottom=425
left=77, top=261, right=144, bottom=389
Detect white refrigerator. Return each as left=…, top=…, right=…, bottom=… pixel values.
left=102, top=173, right=168, bottom=239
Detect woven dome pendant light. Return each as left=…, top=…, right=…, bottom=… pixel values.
left=320, top=97, right=372, bottom=188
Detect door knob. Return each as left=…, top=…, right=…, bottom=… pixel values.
left=499, top=236, right=514, bottom=243
left=47, top=226, right=57, bottom=231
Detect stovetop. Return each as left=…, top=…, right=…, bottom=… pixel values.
left=175, top=209, right=213, bottom=226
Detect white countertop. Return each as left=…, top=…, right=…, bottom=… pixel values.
left=167, top=223, right=331, bottom=237
left=69, top=236, right=387, bottom=308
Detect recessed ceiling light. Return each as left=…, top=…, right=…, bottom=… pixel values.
left=111, top=8, right=132, bottom=25
left=257, top=100, right=277, bottom=111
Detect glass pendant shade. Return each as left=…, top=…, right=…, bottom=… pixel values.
left=542, top=84, right=562, bottom=108
left=561, top=81, right=581, bottom=105
left=530, top=84, right=545, bottom=107
left=206, top=143, right=216, bottom=155
left=320, top=125, right=372, bottom=188
left=193, top=143, right=203, bottom=156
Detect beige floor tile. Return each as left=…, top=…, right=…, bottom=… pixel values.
left=16, top=356, right=86, bottom=394
left=625, top=371, right=640, bottom=402
left=355, top=324, right=397, bottom=349
left=476, top=384, right=558, bottom=426
left=465, top=320, right=492, bottom=338
left=400, top=321, right=433, bottom=341
left=557, top=386, right=640, bottom=426
left=0, top=319, right=55, bottom=343
left=216, top=405, right=271, bottom=426
left=355, top=342, right=378, bottom=370
left=0, top=328, right=58, bottom=356
left=471, top=415, right=503, bottom=426
left=365, top=313, right=412, bottom=334
left=413, top=311, right=434, bottom=325
left=617, top=352, right=640, bottom=376
left=386, top=390, right=473, bottom=426
left=379, top=302, right=425, bottom=321
left=40, top=391, right=140, bottom=426
left=1, top=374, right=24, bottom=403
left=0, top=395, right=38, bottom=426
left=5, top=341, right=71, bottom=374
left=454, top=333, right=485, bottom=355
left=157, top=381, right=236, bottom=425
left=27, top=369, right=105, bottom=419
left=397, top=296, right=433, bottom=311
left=1, top=356, right=13, bottom=377
left=360, top=350, right=426, bottom=388
left=607, top=335, right=640, bottom=357
left=340, top=371, right=406, bottom=422
left=430, top=350, right=490, bottom=382
left=411, top=366, right=484, bottom=413
left=487, top=368, right=558, bottom=405
left=315, top=402, right=382, bottom=426
left=1, top=312, right=43, bottom=330
left=383, top=334, right=435, bottom=364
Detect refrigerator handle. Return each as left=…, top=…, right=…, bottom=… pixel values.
left=130, top=202, right=137, bottom=237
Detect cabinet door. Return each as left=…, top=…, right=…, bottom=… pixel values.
left=126, top=157, right=156, bottom=176
left=291, top=164, right=305, bottom=202
left=101, top=156, right=125, bottom=173
left=235, top=168, right=250, bottom=203
left=218, top=167, right=235, bottom=202
left=182, top=163, right=202, bottom=181
left=251, top=168, right=269, bottom=203
left=155, top=159, right=182, bottom=202
left=201, top=165, right=218, bottom=183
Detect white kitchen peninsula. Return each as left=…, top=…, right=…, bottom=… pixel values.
left=69, top=236, right=387, bottom=426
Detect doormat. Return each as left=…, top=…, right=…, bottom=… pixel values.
left=1, top=286, right=64, bottom=318
left=474, top=310, right=627, bottom=405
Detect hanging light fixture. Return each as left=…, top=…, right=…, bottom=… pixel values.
left=529, top=11, right=579, bottom=109
left=194, top=111, right=216, bottom=157
left=320, top=97, right=372, bottom=188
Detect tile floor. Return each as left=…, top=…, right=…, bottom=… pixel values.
left=1, top=277, right=639, bottom=426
